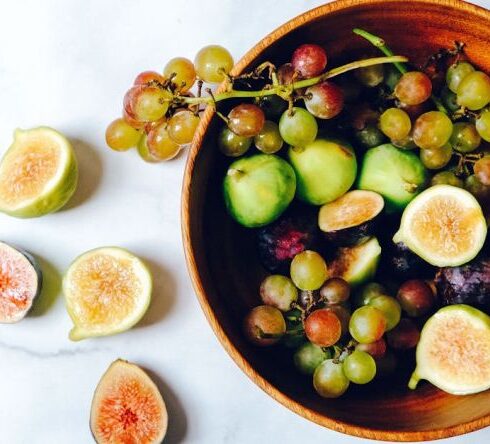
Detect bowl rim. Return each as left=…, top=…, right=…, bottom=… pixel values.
left=181, top=0, right=490, bottom=440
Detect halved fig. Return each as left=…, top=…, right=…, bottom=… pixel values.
left=90, top=360, right=168, bottom=444
left=0, top=241, right=42, bottom=323
left=327, top=237, right=381, bottom=287
left=318, top=190, right=384, bottom=246
left=0, top=127, right=78, bottom=218
left=409, top=305, right=490, bottom=395
left=394, top=185, right=487, bottom=267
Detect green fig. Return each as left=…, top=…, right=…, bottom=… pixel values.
left=223, top=154, right=296, bottom=228
left=288, top=138, right=357, bottom=205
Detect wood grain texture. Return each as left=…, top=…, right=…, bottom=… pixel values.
left=181, top=0, right=490, bottom=440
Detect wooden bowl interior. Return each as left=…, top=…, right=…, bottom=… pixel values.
left=183, top=1, right=490, bottom=440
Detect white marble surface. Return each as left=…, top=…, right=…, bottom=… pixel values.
left=0, top=0, right=488, bottom=443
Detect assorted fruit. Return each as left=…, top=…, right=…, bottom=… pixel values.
left=215, top=30, right=490, bottom=398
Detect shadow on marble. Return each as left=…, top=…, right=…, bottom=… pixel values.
left=29, top=256, right=61, bottom=316
left=137, top=258, right=177, bottom=328
left=143, top=367, right=188, bottom=444
left=62, top=138, right=103, bottom=211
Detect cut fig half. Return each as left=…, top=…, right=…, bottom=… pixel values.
left=63, top=247, right=152, bottom=341
left=409, top=305, right=490, bottom=395
left=0, top=127, right=78, bottom=218
left=318, top=190, right=384, bottom=246
left=327, top=237, right=382, bottom=287
left=0, top=241, right=42, bottom=323
left=91, top=360, right=168, bottom=444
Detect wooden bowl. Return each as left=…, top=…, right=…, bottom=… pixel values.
left=182, top=0, right=490, bottom=440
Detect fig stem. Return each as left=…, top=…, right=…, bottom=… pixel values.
left=179, top=55, right=408, bottom=106
left=408, top=371, right=420, bottom=390
left=353, top=28, right=449, bottom=115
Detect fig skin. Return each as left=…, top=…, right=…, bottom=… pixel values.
left=384, top=242, right=436, bottom=279
left=322, top=219, right=377, bottom=247
left=435, top=256, right=490, bottom=313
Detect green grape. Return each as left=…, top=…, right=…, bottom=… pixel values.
left=413, top=111, right=453, bottom=150
left=254, top=120, right=284, bottom=154
left=355, top=64, right=384, bottom=87
left=279, top=107, right=318, bottom=147
left=164, top=57, right=196, bottom=92
left=342, top=350, right=377, bottom=384
left=105, top=118, right=141, bottom=151
left=379, top=108, right=411, bottom=141
left=126, top=85, right=172, bottom=122
left=457, top=71, right=490, bottom=110
left=313, top=359, right=350, bottom=398
left=420, top=144, right=453, bottom=170
left=134, top=71, right=165, bottom=86
left=257, top=95, right=288, bottom=120
left=218, top=127, right=252, bottom=157
left=349, top=305, right=386, bottom=344
left=137, top=134, right=157, bottom=162
left=431, top=171, right=463, bottom=187
left=474, top=157, right=490, bottom=186
left=167, top=110, right=200, bottom=145
left=441, top=87, right=460, bottom=112
left=355, top=124, right=386, bottom=149
left=290, top=250, right=327, bottom=291
left=243, top=305, right=286, bottom=346
left=194, top=45, right=234, bottom=83
left=146, top=122, right=181, bottom=161
left=446, top=62, right=475, bottom=93
left=294, top=342, right=330, bottom=375
left=260, top=274, right=298, bottom=312
left=450, top=122, right=481, bottom=153
left=320, top=277, right=350, bottom=305
left=394, top=71, right=432, bottom=105
left=476, top=109, right=490, bottom=142
left=354, top=282, right=386, bottom=307
left=369, top=295, right=401, bottom=331
left=392, top=136, right=417, bottom=150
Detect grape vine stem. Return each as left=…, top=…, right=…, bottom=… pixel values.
left=178, top=55, right=408, bottom=107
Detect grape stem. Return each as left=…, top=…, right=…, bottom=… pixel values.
left=178, top=55, right=408, bottom=106
left=353, top=28, right=449, bottom=115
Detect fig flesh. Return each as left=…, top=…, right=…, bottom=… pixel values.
left=90, top=360, right=168, bottom=444
left=0, top=241, right=42, bottom=323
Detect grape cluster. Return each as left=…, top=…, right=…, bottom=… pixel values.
left=106, top=46, right=234, bottom=162
left=244, top=252, right=436, bottom=398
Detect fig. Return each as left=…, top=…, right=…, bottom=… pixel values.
left=394, top=185, right=487, bottom=267
left=318, top=190, right=384, bottom=246
left=223, top=154, right=296, bottom=228
left=63, top=247, right=152, bottom=341
left=0, top=241, right=42, bottom=323
left=384, top=242, right=435, bottom=279
left=358, top=144, right=427, bottom=212
left=287, top=138, right=357, bottom=205
left=0, top=127, right=78, bottom=218
left=90, top=360, right=167, bottom=444
left=327, top=237, right=381, bottom=287
left=435, top=256, right=490, bottom=312
left=409, top=305, right=490, bottom=395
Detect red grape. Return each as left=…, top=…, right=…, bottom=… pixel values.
left=277, top=63, right=296, bottom=84
left=320, top=278, right=350, bottom=305
left=386, top=318, right=420, bottom=349
left=291, top=44, right=327, bottom=78
left=122, top=107, right=146, bottom=130
left=397, top=279, right=435, bottom=317
left=305, top=81, right=344, bottom=119
left=304, top=308, right=341, bottom=347
left=474, top=157, right=490, bottom=186
left=395, top=71, right=432, bottom=105
left=243, top=305, right=286, bottom=346
left=228, top=103, right=265, bottom=137
left=134, top=70, right=165, bottom=86
left=356, top=338, right=386, bottom=359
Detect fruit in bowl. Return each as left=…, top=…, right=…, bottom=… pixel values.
left=183, top=0, right=490, bottom=440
